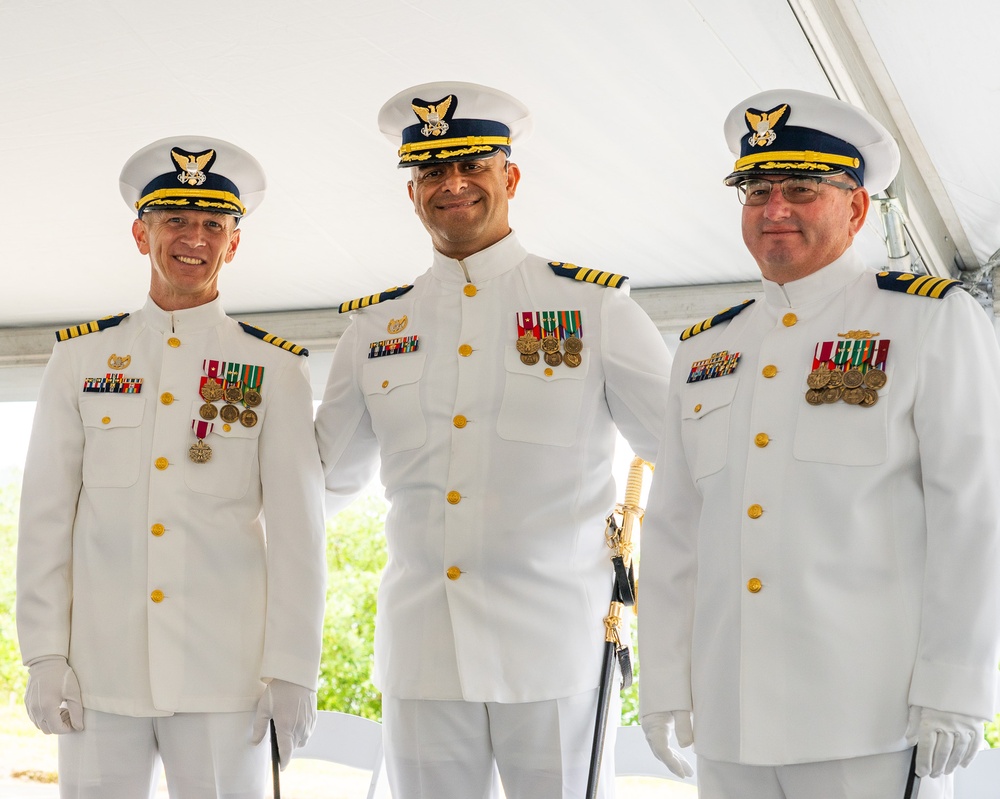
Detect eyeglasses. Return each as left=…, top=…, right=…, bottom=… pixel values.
left=735, top=176, right=857, bottom=206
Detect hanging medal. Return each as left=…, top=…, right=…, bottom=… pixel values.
left=560, top=310, right=583, bottom=368
left=190, top=419, right=213, bottom=463
left=516, top=312, right=541, bottom=365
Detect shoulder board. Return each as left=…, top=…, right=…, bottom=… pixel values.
left=339, top=285, right=414, bottom=314
left=55, top=313, right=129, bottom=343
left=875, top=271, right=961, bottom=299
left=680, top=299, right=755, bottom=342
left=238, top=322, right=308, bottom=356
left=548, top=262, right=628, bottom=289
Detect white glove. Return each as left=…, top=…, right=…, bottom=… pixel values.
left=251, top=678, right=317, bottom=770
left=24, top=656, right=84, bottom=734
left=641, top=710, right=695, bottom=778
left=905, top=706, right=983, bottom=777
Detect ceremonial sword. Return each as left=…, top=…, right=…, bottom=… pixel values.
left=585, top=457, right=649, bottom=799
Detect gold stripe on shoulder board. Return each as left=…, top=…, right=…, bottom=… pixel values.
left=875, top=271, right=961, bottom=299
left=55, top=313, right=129, bottom=343
left=238, top=322, right=309, bottom=356
left=338, top=285, right=414, bottom=314
left=680, top=299, right=756, bottom=341
left=548, top=262, right=628, bottom=289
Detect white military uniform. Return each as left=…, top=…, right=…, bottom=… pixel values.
left=315, top=232, right=671, bottom=796
left=639, top=249, right=1000, bottom=771
left=17, top=296, right=326, bottom=715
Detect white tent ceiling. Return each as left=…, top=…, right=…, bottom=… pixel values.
left=2, top=0, right=999, bottom=399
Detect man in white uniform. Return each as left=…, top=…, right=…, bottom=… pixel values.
left=638, top=89, right=1000, bottom=798
left=16, top=136, right=327, bottom=798
left=314, top=81, right=673, bottom=798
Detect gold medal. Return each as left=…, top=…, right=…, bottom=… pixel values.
left=199, top=402, right=218, bottom=421
left=864, top=368, right=887, bottom=389
left=200, top=378, right=224, bottom=402
left=564, top=352, right=582, bottom=368
left=806, top=368, right=832, bottom=389
left=516, top=332, right=541, bottom=355
left=220, top=404, right=240, bottom=423
left=544, top=350, right=563, bottom=367
left=842, top=369, right=864, bottom=389
left=826, top=370, right=844, bottom=389
left=519, top=352, right=540, bottom=366
left=224, top=385, right=244, bottom=403
left=240, top=409, right=258, bottom=428
left=821, top=386, right=842, bottom=404
left=564, top=336, right=583, bottom=355
left=540, top=336, right=560, bottom=354
left=189, top=439, right=212, bottom=463
left=860, top=388, right=879, bottom=407
left=243, top=388, right=262, bottom=408
left=805, top=388, right=824, bottom=405
left=842, top=387, right=865, bottom=405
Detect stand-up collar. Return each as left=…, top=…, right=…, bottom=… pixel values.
left=429, top=232, right=528, bottom=284
left=761, top=248, right=867, bottom=309
left=139, top=295, right=228, bottom=334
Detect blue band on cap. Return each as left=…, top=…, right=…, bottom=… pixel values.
left=731, top=126, right=865, bottom=186
left=136, top=172, right=244, bottom=216
left=399, top=118, right=511, bottom=165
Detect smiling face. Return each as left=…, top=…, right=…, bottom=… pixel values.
left=407, top=153, right=520, bottom=260
left=133, top=210, right=241, bottom=311
left=740, top=176, right=869, bottom=284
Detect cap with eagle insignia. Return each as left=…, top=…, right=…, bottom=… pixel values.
left=680, top=299, right=756, bottom=341
left=548, top=262, right=628, bottom=289
left=55, top=313, right=129, bottom=343
left=723, top=89, right=899, bottom=194
left=120, top=136, right=266, bottom=218
left=338, top=285, right=414, bottom=314
left=238, top=322, right=308, bottom=356
left=379, top=81, right=532, bottom=168
left=875, top=271, right=961, bottom=298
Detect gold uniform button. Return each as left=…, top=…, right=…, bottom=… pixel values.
left=747, top=578, right=763, bottom=594
left=762, top=364, right=778, bottom=378
left=544, top=368, right=553, bottom=376
left=446, top=566, right=462, bottom=581
left=150, top=524, right=165, bottom=537
left=463, top=284, right=477, bottom=297
left=694, top=403, right=702, bottom=413
left=102, top=416, right=111, bottom=425
left=160, top=392, right=174, bottom=405
left=747, top=503, right=763, bottom=519
left=754, top=433, right=770, bottom=448
left=446, top=491, right=462, bottom=505
left=453, top=415, right=468, bottom=429
left=381, top=380, right=389, bottom=389
left=154, top=457, right=169, bottom=471
left=782, top=313, right=797, bottom=327
left=458, top=344, right=473, bottom=357
left=167, top=337, right=181, bottom=348
left=150, top=590, right=165, bottom=603
left=223, top=424, right=232, bottom=432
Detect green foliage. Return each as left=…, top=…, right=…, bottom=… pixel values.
left=0, top=473, right=28, bottom=703
left=988, top=712, right=1000, bottom=749
left=317, top=493, right=388, bottom=721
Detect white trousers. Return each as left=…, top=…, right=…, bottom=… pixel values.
left=383, top=688, right=619, bottom=799
left=57, top=709, right=269, bottom=799
left=697, top=749, right=953, bottom=799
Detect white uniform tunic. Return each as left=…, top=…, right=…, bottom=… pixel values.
left=639, top=249, right=1000, bottom=765
left=315, top=233, right=672, bottom=703
left=17, top=296, right=327, bottom=716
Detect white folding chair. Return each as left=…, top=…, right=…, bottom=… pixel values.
left=614, top=723, right=698, bottom=785
left=952, top=745, right=1000, bottom=799
left=293, top=710, right=390, bottom=798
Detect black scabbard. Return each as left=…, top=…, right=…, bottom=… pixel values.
left=270, top=719, right=281, bottom=799
left=586, top=642, right=618, bottom=799
left=903, top=746, right=920, bottom=799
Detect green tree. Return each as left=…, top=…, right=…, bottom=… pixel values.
left=318, top=493, right=388, bottom=721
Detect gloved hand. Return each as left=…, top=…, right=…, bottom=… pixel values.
left=251, top=678, right=317, bottom=770
left=905, top=706, right=983, bottom=777
left=24, top=656, right=84, bottom=734
left=641, top=710, right=695, bottom=778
